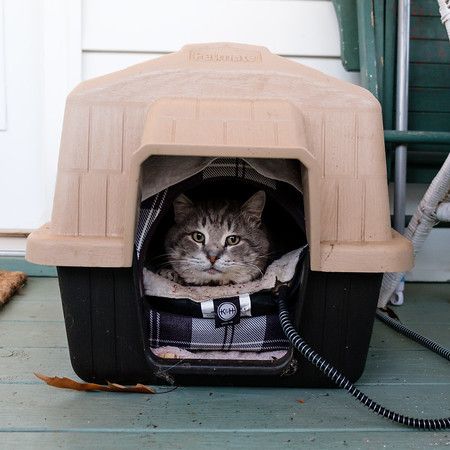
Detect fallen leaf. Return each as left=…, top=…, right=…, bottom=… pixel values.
left=34, top=373, right=155, bottom=394
left=0, top=270, right=27, bottom=305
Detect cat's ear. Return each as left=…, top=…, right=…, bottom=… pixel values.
left=173, top=194, right=193, bottom=223
left=242, top=190, right=266, bottom=224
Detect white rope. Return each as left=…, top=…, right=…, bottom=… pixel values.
left=437, top=0, right=450, bottom=40
left=378, top=154, right=450, bottom=307
left=436, top=202, right=450, bottom=221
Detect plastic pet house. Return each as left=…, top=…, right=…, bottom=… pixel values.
left=26, top=43, right=413, bottom=386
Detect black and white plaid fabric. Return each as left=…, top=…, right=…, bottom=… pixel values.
left=136, top=157, right=299, bottom=352
left=147, top=309, right=289, bottom=351
left=135, top=158, right=277, bottom=257
left=202, top=158, right=276, bottom=189
left=135, top=189, right=168, bottom=258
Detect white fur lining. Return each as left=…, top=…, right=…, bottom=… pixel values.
left=152, top=346, right=288, bottom=361
left=143, top=246, right=306, bottom=302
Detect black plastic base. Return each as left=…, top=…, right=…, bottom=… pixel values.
left=57, top=267, right=381, bottom=387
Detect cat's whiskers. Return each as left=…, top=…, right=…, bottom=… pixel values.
left=168, top=258, right=202, bottom=266
left=149, top=253, right=173, bottom=261
left=254, top=251, right=276, bottom=259
left=225, top=261, right=264, bottom=277
left=158, top=258, right=203, bottom=271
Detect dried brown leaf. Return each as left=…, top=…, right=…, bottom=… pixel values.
left=34, top=373, right=155, bottom=394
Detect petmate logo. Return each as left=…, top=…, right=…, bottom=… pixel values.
left=189, top=50, right=262, bottom=63
left=217, top=302, right=238, bottom=321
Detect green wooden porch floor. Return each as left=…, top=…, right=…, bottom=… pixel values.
left=0, top=278, right=449, bottom=449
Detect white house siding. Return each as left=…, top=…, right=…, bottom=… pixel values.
left=81, top=0, right=359, bottom=81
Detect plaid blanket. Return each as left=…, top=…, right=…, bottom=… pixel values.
left=146, top=308, right=289, bottom=351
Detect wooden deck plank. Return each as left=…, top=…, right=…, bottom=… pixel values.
left=0, top=384, right=448, bottom=432
left=0, top=431, right=449, bottom=450
left=0, top=348, right=72, bottom=384
left=370, top=321, right=449, bottom=349
left=0, top=299, right=64, bottom=322
left=0, top=322, right=67, bottom=348
left=16, top=277, right=62, bottom=301
left=403, top=282, right=450, bottom=305
left=1, top=345, right=448, bottom=386
left=361, top=347, right=449, bottom=384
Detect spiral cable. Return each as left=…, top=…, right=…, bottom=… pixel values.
left=376, top=309, right=450, bottom=361
left=277, top=296, right=450, bottom=430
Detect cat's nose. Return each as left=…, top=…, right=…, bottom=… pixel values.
left=208, top=255, right=218, bottom=264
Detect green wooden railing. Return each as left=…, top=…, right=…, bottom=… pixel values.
left=332, top=0, right=450, bottom=183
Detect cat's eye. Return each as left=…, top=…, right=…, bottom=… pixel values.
left=225, top=235, right=240, bottom=246
left=191, top=231, right=205, bottom=243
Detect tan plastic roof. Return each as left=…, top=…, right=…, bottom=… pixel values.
left=27, top=43, right=413, bottom=272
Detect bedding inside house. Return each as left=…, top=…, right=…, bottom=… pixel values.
left=143, top=247, right=306, bottom=361
left=137, top=157, right=307, bottom=362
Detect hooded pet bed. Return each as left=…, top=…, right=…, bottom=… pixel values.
left=25, top=43, right=413, bottom=386
left=135, top=157, right=308, bottom=360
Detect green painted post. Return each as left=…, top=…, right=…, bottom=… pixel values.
left=356, top=0, right=380, bottom=98
left=384, top=0, right=398, bottom=180
left=374, top=0, right=385, bottom=107
left=331, top=0, right=361, bottom=71
left=383, top=0, right=398, bottom=131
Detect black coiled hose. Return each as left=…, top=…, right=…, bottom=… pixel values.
left=376, top=309, right=450, bottom=361
left=277, top=296, right=450, bottom=430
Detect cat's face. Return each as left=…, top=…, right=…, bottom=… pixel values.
left=164, top=191, right=270, bottom=285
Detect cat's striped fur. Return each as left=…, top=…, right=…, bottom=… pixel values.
left=161, top=191, right=270, bottom=286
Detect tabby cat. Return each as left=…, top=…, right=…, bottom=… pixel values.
left=159, top=191, right=270, bottom=286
